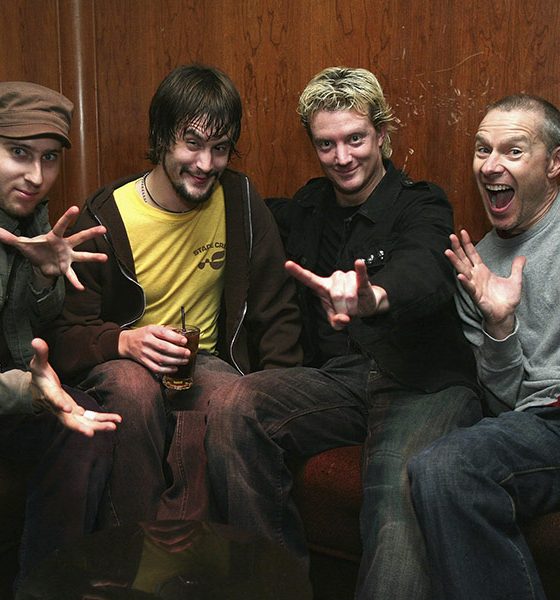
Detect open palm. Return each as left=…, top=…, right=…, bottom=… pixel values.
left=445, top=230, right=525, bottom=335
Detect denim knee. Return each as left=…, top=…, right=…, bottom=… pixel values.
left=408, top=436, right=472, bottom=508
left=81, top=359, right=164, bottom=419
left=207, top=381, right=255, bottom=440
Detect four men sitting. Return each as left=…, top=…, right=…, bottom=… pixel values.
left=2, top=65, right=559, bottom=600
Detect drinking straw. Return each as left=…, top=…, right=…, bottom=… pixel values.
left=181, top=306, right=186, bottom=331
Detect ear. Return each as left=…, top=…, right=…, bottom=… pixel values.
left=377, top=125, right=387, bottom=148
left=547, top=145, right=560, bottom=180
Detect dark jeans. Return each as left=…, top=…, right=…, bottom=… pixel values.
left=0, top=387, right=114, bottom=583
left=79, top=354, right=239, bottom=528
left=205, top=354, right=482, bottom=600
left=409, top=406, right=560, bottom=600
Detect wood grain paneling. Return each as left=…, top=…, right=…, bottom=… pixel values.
left=59, top=0, right=100, bottom=207
left=1, top=0, right=559, bottom=241
left=0, top=0, right=67, bottom=217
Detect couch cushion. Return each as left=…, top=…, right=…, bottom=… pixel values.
left=293, top=444, right=560, bottom=600
left=292, top=445, right=362, bottom=561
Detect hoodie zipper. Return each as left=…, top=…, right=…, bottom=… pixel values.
left=89, top=207, right=146, bottom=328
left=228, top=176, right=253, bottom=375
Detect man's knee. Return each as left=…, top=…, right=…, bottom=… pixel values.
left=81, top=359, right=163, bottom=417
left=208, top=374, right=270, bottom=419
left=206, top=376, right=277, bottom=454
left=408, top=432, right=475, bottom=509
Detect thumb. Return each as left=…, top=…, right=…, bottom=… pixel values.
left=511, top=255, right=526, bottom=282
left=30, top=338, right=50, bottom=369
left=0, top=227, right=18, bottom=246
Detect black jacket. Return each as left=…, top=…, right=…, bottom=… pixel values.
left=267, top=161, right=478, bottom=394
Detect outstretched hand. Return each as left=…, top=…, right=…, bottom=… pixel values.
left=29, top=338, right=121, bottom=437
left=285, top=259, right=387, bottom=330
left=0, top=206, right=107, bottom=291
left=445, top=229, right=525, bottom=339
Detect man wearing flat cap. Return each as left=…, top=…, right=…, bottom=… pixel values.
left=0, top=81, right=120, bottom=588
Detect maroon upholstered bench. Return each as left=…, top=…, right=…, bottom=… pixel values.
left=292, top=445, right=560, bottom=600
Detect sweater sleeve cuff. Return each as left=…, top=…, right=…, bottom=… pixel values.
left=479, top=318, right=521, bottom=368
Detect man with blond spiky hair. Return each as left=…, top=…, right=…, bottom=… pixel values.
left=206, top=66, right=482, bottom=599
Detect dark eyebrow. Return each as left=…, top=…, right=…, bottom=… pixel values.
left=183, top=127, right=206, bottom=141
left=0, top=139, right=61, bottom=153
left=182, top=127, right=230, bottom=145
left=2, top=140, right=33, bottom=150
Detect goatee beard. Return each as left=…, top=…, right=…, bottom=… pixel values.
left=162, top=159, right=219, bottom=206
left=172, top=177, right=217, bottom=205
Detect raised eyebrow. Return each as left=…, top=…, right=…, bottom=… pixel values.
left=474, top=134, right=490, bottom=146
left=475, top=134, right=529, bottom=147
left=183, top=128, right=206, bottom=141
left=183, top=128, right=230, bottom=146
left=6, top=140, right=33, bottom=150
left=499, top=135, right=530, bottom=147
left=6, top=141, right=61, bottom=154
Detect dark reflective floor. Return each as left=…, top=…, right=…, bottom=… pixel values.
left=17, top=520, right=312, bottom=599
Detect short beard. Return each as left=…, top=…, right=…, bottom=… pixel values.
left=174, top=179, right=216, bottom=205
left=163, top=159, right=219, bottom=206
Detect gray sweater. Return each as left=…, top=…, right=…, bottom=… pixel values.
left=456, top=192, right=560, bottom=412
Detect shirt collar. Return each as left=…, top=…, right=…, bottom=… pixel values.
left=296, top=159, right=403, bottom=223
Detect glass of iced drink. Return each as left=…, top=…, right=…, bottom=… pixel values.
left=162, top=324, right=200, bottom=391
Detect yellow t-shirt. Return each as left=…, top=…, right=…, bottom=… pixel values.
left=113, top=179, right=226, bottom=352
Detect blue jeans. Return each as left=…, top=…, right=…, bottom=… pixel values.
left=79, top=354, right=239, bottom=527
left=408, top=406, right=560, bottom=600
left=205, top=354, right=481, bottom=600
left=0, top=387, right=114, bottom=584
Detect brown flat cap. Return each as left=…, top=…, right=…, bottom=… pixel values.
left=0, top=81, right=73, bottom=148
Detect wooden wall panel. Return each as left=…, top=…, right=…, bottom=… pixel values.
left=0, top=0, right=68, bottom=217
left=1, top=0, right=560, bottom=242
left=58, top=0, right=100, bottom=208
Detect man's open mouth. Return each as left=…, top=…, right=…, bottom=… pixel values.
left=486, top=184, right=514, bottom=211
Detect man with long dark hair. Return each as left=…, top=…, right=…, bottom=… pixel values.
left=48, top=65, right=302, bottom=528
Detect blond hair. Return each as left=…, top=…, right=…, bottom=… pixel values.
left=298, top=67, right=395, bottom=158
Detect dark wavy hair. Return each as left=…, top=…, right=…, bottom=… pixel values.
left=147, top=64, right=242, bottom=164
